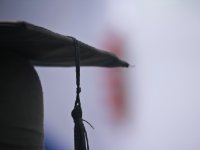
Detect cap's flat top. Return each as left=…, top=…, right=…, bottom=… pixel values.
left=0, top=21, right=129, bottom=68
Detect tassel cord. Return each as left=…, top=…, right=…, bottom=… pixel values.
left=71, top=37, right=93, bottom=150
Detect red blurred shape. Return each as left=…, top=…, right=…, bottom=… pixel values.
left=103, top=31, right=127, bottom=122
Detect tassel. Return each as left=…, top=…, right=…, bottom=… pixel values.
left=71, top=38, right=93, bottom=150
left=71, top=102, right=89, bottom=150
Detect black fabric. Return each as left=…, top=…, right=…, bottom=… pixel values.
left=0, top=52, right=44, bottom=150
left=0, top=21, right=129, bottom=150
left=0, top=21, right=129, bottom=68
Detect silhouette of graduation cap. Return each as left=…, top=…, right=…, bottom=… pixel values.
left=0, top=22, right=128, bottom=67
left=0, top=21, right=129, bottom=150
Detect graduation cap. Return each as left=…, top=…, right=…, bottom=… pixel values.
left=0, top=22, right=128, bottom=68
left=0, top=21, right=129, bottom=150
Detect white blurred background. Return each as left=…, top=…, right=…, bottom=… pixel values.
left=0, top=0, right=200, bottom=150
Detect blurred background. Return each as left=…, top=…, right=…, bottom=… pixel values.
left=0, top=0, right=200, bottom=149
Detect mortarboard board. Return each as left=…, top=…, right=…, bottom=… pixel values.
left=0, top=21, right=129, bottom=150
left=0, top=21, right=129, bottom=68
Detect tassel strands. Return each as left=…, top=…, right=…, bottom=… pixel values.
left=71, top=38, right=93, bottom=150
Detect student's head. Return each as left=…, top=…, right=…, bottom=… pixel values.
left=0, top=52, right=44, bottom=149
